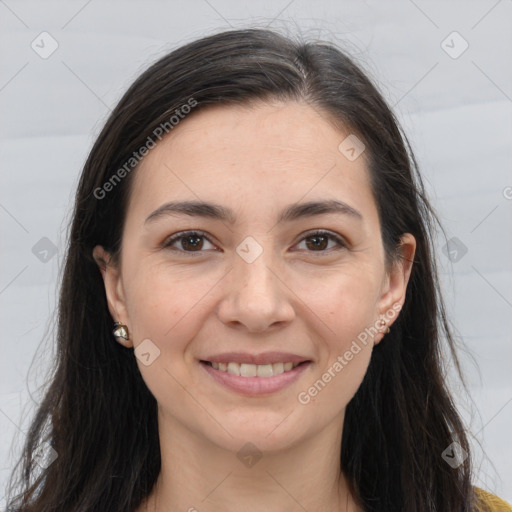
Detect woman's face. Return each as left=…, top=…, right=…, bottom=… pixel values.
left=95, top=101, right=415, bottom=453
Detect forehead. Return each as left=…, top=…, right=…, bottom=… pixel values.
left=127, top=101, right=376, bottom=225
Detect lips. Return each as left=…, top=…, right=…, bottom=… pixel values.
left=200, top=357, right=312, bottom=395
left=198, top=351, right=312, bottom=395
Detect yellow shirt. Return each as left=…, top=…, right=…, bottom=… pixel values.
left=474, top=487, right=512, bottom=511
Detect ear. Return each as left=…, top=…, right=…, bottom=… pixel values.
left=374, top=233, right=416, bottom=345
left=93, top=245, right=133, bottom=347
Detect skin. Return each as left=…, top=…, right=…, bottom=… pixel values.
left=93, top=100, right=416, bottom=512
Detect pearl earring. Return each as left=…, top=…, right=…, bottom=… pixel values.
left=112, top=322, right=129, bottom=342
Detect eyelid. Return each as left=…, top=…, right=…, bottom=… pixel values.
left=162, top=229, right=347, bottom=255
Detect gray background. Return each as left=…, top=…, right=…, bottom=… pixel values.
left=1, top=0, right=511, bottom=506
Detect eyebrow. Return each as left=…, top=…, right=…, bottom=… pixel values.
left=144, top=199, right=363, bottom=226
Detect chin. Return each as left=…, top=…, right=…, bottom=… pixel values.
left=210, top=414, right=311, bottom=454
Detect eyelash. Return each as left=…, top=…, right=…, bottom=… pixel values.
left=162, top=229, right=347, bottom=257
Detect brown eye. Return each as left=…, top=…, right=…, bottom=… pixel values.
left=163, top=231, right=216, bottom=254
left=295, top=230, right=346, bottom=254
left=305, top=234, right=329, bottom=251
left=180, top=234, right=204, bottom=251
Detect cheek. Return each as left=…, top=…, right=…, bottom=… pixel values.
left=303, top=267, right=380, bottom=338
left=296, top=297, right=375, bottom=418
left=299, top=270, right=378, bottom=399
left=123, top=269, right=209, bottom=409
left=123, top=264, right=214, bottom=349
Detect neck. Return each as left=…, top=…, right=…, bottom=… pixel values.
left=140, top=408, right=361, bottom=512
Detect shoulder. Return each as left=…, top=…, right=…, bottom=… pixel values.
left=474, top=487, right=512, bottom=511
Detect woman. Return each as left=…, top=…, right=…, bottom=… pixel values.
left=4, top=28, right=510, bottom=512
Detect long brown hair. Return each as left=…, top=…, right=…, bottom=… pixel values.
left=5, top=28, right=485, bottom=511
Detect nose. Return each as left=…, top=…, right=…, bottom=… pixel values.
left=216, top=250, right=295, bottom=333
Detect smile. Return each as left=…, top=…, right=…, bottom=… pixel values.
left=199, top=360, right=311, bottom=395
left=202, top=361, right=303, bottom=378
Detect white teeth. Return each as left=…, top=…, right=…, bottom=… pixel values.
left=227, top=362, right=240, bottom=376
left=240, top=363, right=257, bottom=377
left=273, top=362, right=284, bottom=375
left=256, top=364, right=273, bottom=377
left=207, top=361, right=303, bottom=378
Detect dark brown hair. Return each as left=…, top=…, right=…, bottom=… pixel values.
left=5, top=27, right=486, bottom=511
